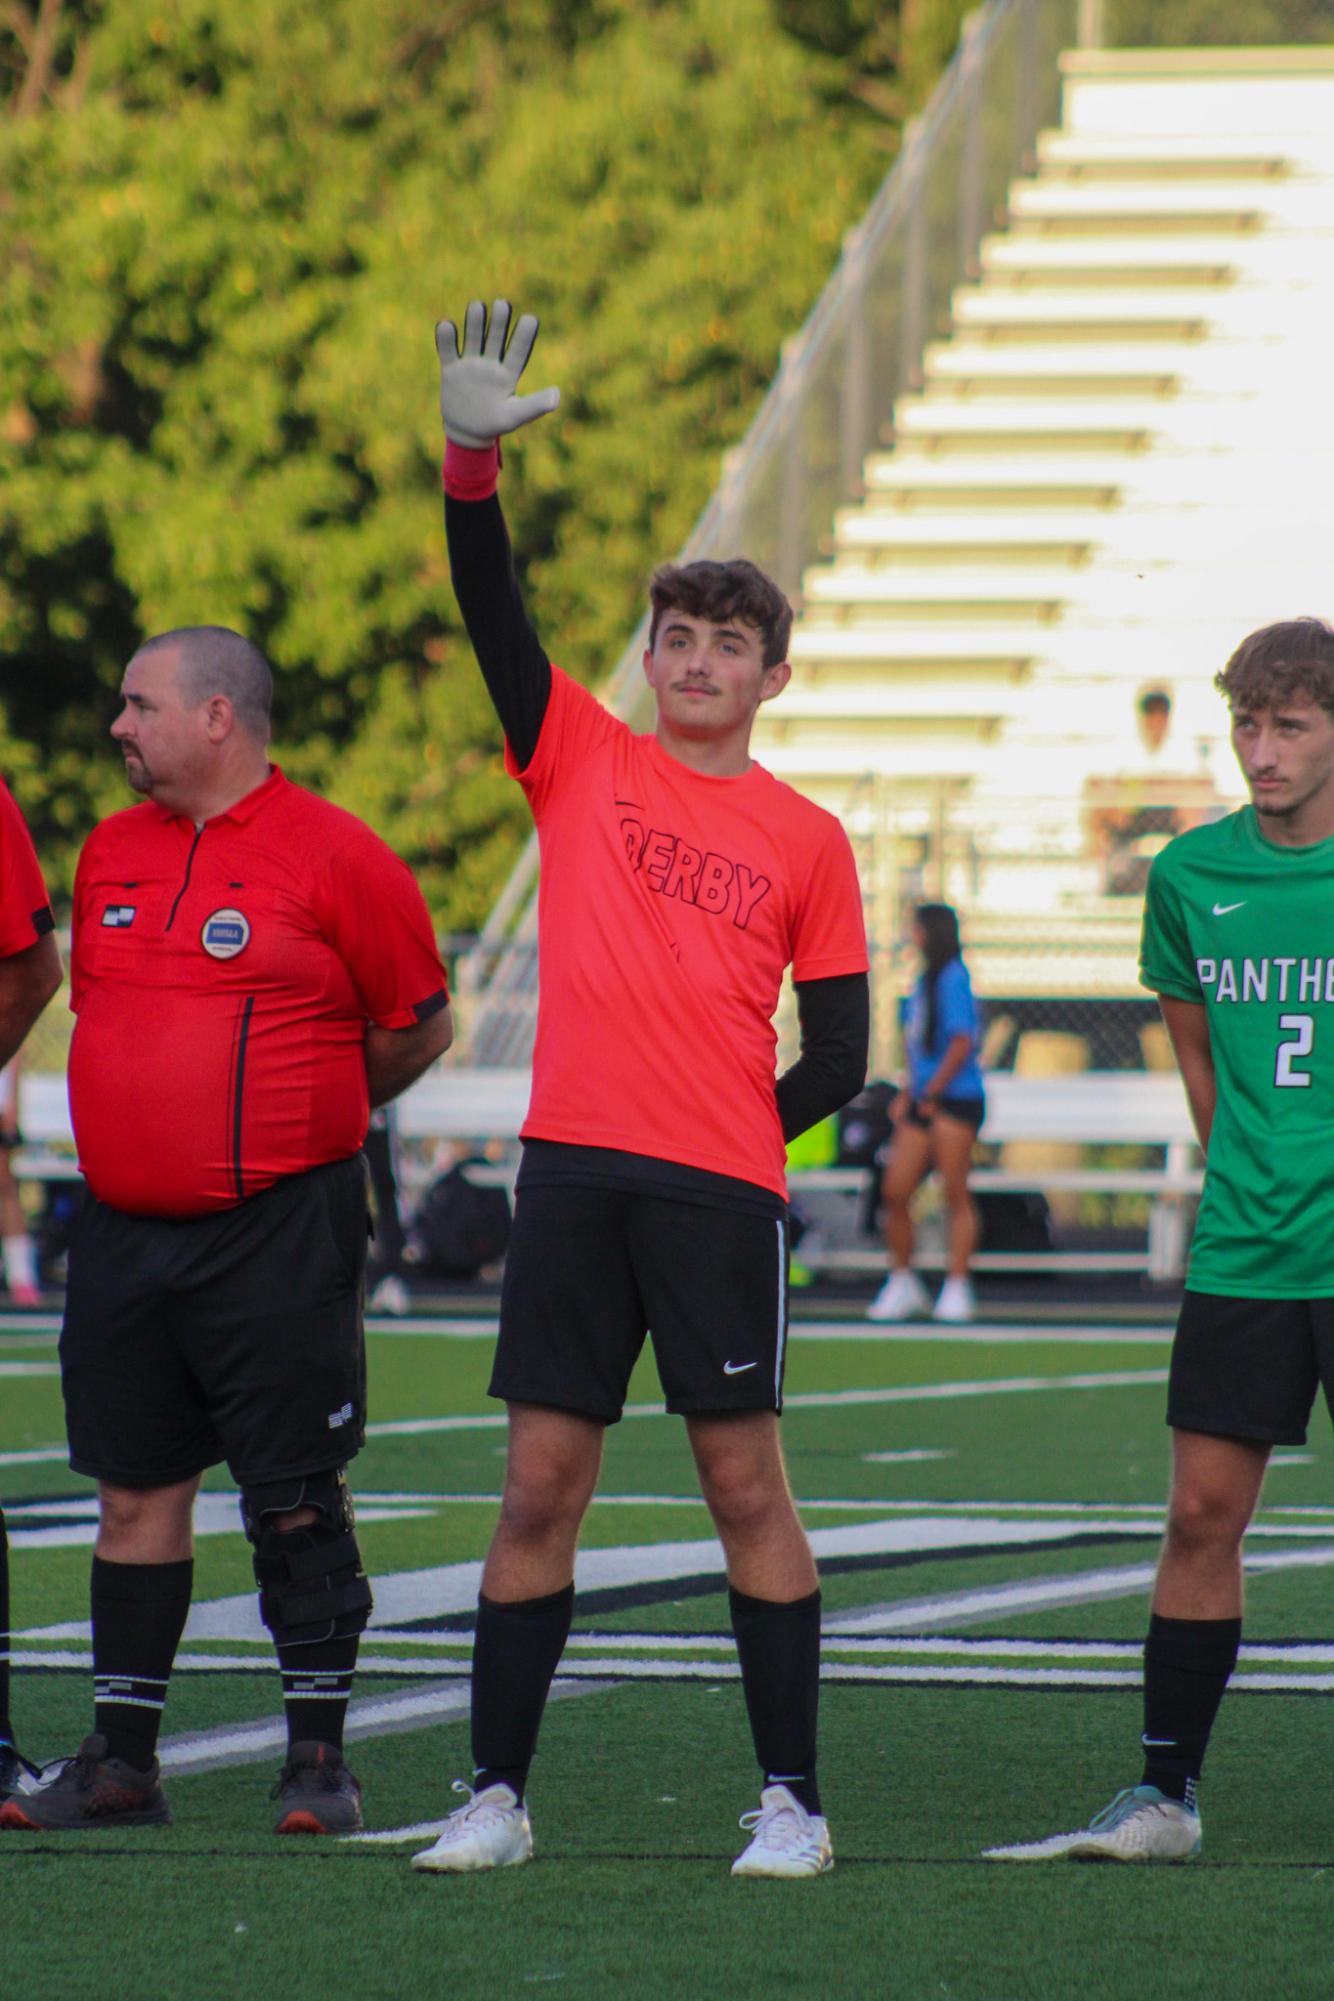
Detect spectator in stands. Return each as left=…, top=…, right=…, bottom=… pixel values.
left=1085, top=685, right=1218, bottom=894
left=867, top=903, right=985, bottom=1325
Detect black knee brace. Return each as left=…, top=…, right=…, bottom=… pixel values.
left=240, top=1468, right=373, bottom=1647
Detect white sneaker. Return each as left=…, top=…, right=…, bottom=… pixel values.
left=410, top=1781, right=533, bottom=1873
left=369, top=1273, right=411, bottom=1315
left=933, top=1276, right=976, bottom=1323
left=982, top=1785, right=1201, bottom=1864
left=731, top=1785, right=833, bottom=1879
left=865, top=1269, right=929, bottom=1322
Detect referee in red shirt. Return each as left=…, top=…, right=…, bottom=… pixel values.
left=412, top=305, right=868, bottom=1881
left=0, top=778, right=63, bottom=1801
left=1, top=627, right=451, bottom=1836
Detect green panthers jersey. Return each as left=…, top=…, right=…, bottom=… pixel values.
left=1140, top=806, right=1334, bottom=1298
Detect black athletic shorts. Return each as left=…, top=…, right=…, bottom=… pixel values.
left=905, top=1093, right=986, bottom=1132
left=1167, top=1289, right=1334, bottom=1447
left=493, top=1182, right=790, bottom=1423
left=60, top=1154, right=369, bottom=1489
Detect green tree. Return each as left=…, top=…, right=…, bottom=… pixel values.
left=0, top=0, right=955, bottom=926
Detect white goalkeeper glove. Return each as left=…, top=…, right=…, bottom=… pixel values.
left=435, top=298, right=561, bottom=449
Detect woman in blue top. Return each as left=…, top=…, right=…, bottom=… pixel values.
left=868, top=903, right=985, bottom=1324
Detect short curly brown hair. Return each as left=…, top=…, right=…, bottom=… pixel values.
left=1215, top=618, right=1334, bottom=718
left=648, top=558, right=793, bottom=669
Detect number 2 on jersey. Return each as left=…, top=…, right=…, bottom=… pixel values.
left=1275, top=1013, right=1314, bottom=1089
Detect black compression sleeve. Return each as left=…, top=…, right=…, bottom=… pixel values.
left=775, top=972, right=870, bottom=1145
left=444, top=491, right=552, bottom=771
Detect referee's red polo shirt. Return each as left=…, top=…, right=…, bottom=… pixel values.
left=68, top=766, right=448, bottom=1217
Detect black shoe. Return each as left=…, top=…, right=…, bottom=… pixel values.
left=271, top=1740, right=363, bottom=1835
left=0, top=1738, right=40, bottom=1802
left=0, top=1734, right=172, bottom=1830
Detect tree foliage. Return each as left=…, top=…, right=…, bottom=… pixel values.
left=0, top=0, right=956, bottom=926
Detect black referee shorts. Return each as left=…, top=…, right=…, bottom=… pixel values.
left=1167, top=1289, right=1334, bottom=1447
left=60, top=1155, right=369, bottom=1489
left=493, top=1184, right=790, bottom=1423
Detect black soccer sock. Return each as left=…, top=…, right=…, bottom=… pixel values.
left=1140, top=1612, right=1242, bottom=1807
left=729, top=1585, right=823, bottom=1818
left=277, top=1633, right=360, bottom=1754
left=470, top=1583, right=575, bottom=1802
left=0, top=1507, right=12, bottom=1741
left=91, top=1555, right=194, bottom=1770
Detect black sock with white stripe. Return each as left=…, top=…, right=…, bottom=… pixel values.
left=277, top=1636, right=360, bottom=1753
left=91, top=1555, right=194, bottom=1771
left=729, top=1585, right=823, bottom=1818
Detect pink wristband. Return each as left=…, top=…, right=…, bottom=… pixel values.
left=443, top=438, right=501, bottom=501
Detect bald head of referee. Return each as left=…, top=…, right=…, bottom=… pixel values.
left=112, top=625, right=274, bottom=821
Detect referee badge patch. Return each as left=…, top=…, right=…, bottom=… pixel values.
left=201, top=908, right=251, bottom=960
left=101, top=905, right=137, bottom=928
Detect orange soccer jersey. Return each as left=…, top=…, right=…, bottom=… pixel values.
left=512, top=668, right=867, bottom=1199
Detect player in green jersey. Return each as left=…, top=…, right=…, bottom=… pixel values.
left=986, top=616, right=1334, bottom=1863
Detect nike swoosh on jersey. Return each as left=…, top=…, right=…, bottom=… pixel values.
left=723, top=1360, right=758, bottom=1376
left=1211, top=901, right=1246, bottom=915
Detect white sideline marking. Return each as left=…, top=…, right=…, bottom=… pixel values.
left=347, top=1818, right=454, bottom=1845
left=150, top=1675, right=611, bottom=1777
left=824, top=1541, right=1334, bottom=1634
left=0, top=1361, right=57, bottom=1376
left=5, top=1493, right=435, bottom=1552
left=789, top=1324, right=1174, bottom=1345
left=361, top=1368, right=1171, bottom=1443
left=862, top=1450, right=954, bottom=1465
left=0, top=1361, right=1174, bottom=1469
left=29, top=1509, right=1331, bottom=1646
left=20, top=1512, right=1164, bottom=1643
left=0, top=1315, right=1179, bottom=1347
left=784, top=1369, right=1168, bottom=1411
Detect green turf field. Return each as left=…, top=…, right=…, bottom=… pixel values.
left=4, top=1306, right=1333, bottom=2001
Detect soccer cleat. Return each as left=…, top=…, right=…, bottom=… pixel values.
left=933, top=1275, right=976, bottom=1324
left=982, top=1785, right=1202, bottom=1864
left=410, top=1780, right=533, bottom=1873
left=7, top=1282, right=41, bottom=1308
left=0, top=1734, right=172, bottom=1830
left=865, top=1268, right=929, bottom=1322
left=271, top=1740, right=364, bottom=1835
left=0, top=1739, right=41, bottom=1801
left=731, top=1785, right=833, bottom=1879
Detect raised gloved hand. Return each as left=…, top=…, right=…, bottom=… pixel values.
left=435, top=299, right=561, bottom=449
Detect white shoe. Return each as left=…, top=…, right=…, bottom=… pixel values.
left=731, top=1785, right=833, bottom=1879
left=982, top=1785, right=1201, bottom=1864
left=410, top=1781, right=533, bottom=1873
left=369, top=1273, right=411, bottom=1315
left=865, top=1269, right=929, bottom=1322
left=933, top=1276, right=975, bottom=1323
